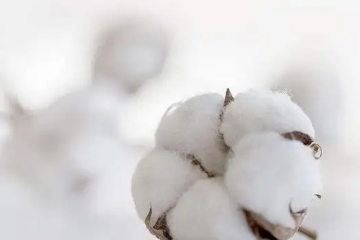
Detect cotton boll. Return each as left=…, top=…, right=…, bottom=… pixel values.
left=167, top=178, right=257, bottom=240
left=220, top=89, right=315, bottom=148
left=155, top=93, right=228, bottom=175
left=225, top=131, right=322, bottom=230
left=131, top=149, right=209, bottom=225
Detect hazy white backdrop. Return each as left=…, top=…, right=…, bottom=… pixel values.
left=0, top=0, right=359, bottom=239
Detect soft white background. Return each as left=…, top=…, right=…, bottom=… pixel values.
left=0, top=0, right=359, bottom=239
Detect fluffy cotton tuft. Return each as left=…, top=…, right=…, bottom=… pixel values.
left=131, top=149, right=208, bottom=224
left=272, top=70, right=341, bottom=146
left=225, top=131, right=322, bottom=229
left=132, top=89, right=322, bottom=240
left=220, top=89, right=315, bottom=148
left=167, top=178, right=257, bottom=240
left=155, top=93, right=228, bottom=175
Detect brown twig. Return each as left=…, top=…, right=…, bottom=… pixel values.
left=298, top=226, right=318, bottom=240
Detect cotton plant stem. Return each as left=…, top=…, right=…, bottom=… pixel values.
left=298, top=226, right=317, bottom=239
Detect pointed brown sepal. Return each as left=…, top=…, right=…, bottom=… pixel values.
left=145, top=207, right=173, bottom=240
left=224, top=88, right=234, bottom=107
left=218, top=88, right=234, bottom=151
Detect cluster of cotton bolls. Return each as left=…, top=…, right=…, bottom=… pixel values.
left=132, top=88, right=323, bottom=240
left=0, top=17, right=170, bottom=240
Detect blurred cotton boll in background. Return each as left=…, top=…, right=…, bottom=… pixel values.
left=1, top=89, right=141, bottom=208
left=92, top=16, right=170, bottom=94
left=0, top=13, right=169, bottom=240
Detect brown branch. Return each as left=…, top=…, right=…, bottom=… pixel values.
left=298, top=226, right=318, bottom=240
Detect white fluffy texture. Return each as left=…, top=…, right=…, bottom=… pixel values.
left=155, top=93, right=227, bottom=175
left=225, top=132, right=322, bottom=229
left=131, top=149, right=208, bottom=224
left=220, top=89, right=315, bottom=148
left=168, top=178, right=257, bottom=240
left=272, top=70, right=341, bottom=146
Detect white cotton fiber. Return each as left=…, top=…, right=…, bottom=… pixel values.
left=225, top=131, right=322, bottom=230
left=155, top=93, right=228, bottom=176
left=272, top=69, right=342, bottom=146
left=131, top=149, right=208, bottom=225
left=167, top=178, right=257, bottom=240
left=220, top=89, right=315, bottom=148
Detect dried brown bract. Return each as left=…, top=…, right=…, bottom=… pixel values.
left=219, top=88, right=234, bottom=152
left=219, top=88, right=235, bottom=121
left=187, top=154, right=215, bottom=178
left=282, top=131, right=322, bottom=159
left=145, top=207, right=172, bottom=240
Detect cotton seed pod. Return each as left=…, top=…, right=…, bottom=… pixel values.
left=220, top=89, right=315, bottom=148
left=167, top=131, right=322, bottom=240
left=225, top=131, right=322, bottom=238
left=155, top=93, right=228, bottom=176
left=131, top=148, right=209, bottom=227
left=167, top=178, right=257, bottom=240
